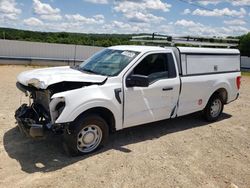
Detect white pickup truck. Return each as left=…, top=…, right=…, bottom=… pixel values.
left=15, top=45, right=241, bottom=155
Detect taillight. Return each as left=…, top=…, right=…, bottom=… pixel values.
left=236, top=76, right=241, bottom=90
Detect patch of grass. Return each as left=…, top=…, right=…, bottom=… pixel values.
left=242, top=71, right=250, bottom=76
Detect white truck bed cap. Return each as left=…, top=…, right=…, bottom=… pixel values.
left=109, top=45, right=240, bottom=55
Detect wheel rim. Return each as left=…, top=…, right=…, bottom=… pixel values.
left=210, top=99, right=222, bottom=118
left=77, top=125, right=102, bottom=153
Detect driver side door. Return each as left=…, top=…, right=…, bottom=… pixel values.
left=123, top=52, right=180, bottom=128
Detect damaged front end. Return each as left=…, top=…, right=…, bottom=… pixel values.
left=14, top=66, right=108, bottom=138
left=15, top=81, right=85, bottom=138
left=15, top=82, right=56, bottom=138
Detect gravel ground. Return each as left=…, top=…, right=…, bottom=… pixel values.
left=0, top=65, right=249, bottom=188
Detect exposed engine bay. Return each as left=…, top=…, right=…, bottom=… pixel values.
left=15, top=81, right=92, bottom=138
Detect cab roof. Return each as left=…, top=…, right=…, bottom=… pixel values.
left=108, top=45, right=167, bottom=53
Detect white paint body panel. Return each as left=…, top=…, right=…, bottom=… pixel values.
left=177, top=72, right=240, bottom=116
left=51, top=81, right=124, bottom=130
left=123, top=78, right=179, bottom=127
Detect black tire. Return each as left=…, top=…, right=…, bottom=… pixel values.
left=203, top=95, right=224, bottom=122
left=63, top=114, right=109, bottom=156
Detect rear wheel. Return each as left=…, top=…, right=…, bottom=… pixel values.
left=203, top=95, right=224, bottom=122
left=63, top=114, right=109, bottom=156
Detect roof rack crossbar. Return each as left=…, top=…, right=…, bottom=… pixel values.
left=130, top=33, right=239, bottom=48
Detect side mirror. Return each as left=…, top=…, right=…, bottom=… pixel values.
left=126, top=74, right=149, bottom=87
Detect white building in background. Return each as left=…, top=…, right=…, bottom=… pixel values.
left=241, top=56, right=250, bottom=70
left=0, top=39, right=104, bottom=66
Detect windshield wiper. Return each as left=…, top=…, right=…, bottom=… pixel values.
left=81, top=68, right=99, bottom=75
left=74, top=67, right=107, bottom=76
left=70, top=65, right=96, bottom=74
left=70, top=65, right=79, bottom=70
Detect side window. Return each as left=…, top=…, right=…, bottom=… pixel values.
left=133, top=53, right=176, bottom=83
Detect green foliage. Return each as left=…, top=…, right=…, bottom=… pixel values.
left=239, top=32, right=250, bottom=57
left=0, top=27, right=134, bottom=47
left=242, top=72, right=250, bottom=76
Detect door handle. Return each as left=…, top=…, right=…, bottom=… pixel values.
left=162, top=87, right=173, bottom=91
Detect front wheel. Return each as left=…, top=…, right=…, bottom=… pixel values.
left=63, top=114, right=109, bottom=156
left=203, top=95, right=224, bottom=122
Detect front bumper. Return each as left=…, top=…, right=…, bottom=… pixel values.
left=15, top=104, right=44, bottom=138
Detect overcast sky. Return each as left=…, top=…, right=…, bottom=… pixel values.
left=0, top=0, right=249, bottom=36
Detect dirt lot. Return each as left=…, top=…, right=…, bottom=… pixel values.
left=0, top=65, right=249, bottom=188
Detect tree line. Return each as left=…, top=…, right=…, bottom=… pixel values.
left=239, top=32, right=250, bottom=57
left=0, top=27, right=249, bottom=57
left=0, top=27, right=136, bottom=47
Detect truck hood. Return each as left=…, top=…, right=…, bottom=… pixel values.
left=17, top=66, right=107, bottom=89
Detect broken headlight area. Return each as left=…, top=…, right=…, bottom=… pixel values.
left=49, top=97, right=65, bottom=125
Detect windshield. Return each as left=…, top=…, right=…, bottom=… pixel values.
left=78, top=49, right=139, bottom=76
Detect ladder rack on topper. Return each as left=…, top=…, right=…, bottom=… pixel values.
left=130, top=33, right=239, bottom=48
